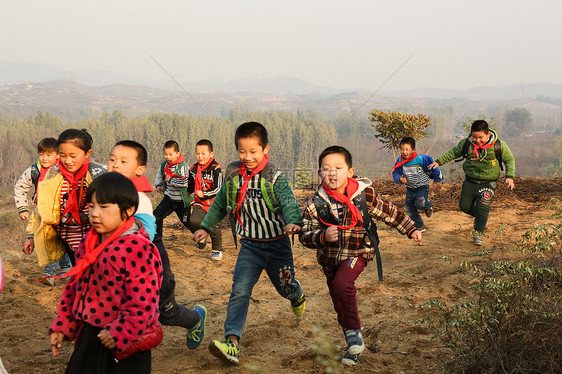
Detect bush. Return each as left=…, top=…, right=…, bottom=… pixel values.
left=416, top=224, right=562, bottom=373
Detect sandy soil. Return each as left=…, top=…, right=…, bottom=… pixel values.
left=0, top=177, right=560, bottom=374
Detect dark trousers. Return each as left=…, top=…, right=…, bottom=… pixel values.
left=459, top=179, right=496, bottom=233
left=153, top=235, right=200, bottom=329
left=187, top=205, right=223, bottom=251
left=404, top=185, right=431, bottom=230
left=153, top=195, right=190, bottom=238
left=66, top=323, right=151, bottom=374
left=325, top=257, right=367, bottom=331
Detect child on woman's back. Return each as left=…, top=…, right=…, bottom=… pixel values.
left=49, top=172, right=163, bottom=373
left=23, top=129, right=105, bottom=268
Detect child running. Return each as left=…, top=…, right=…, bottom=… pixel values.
left=108, top=140, right=207, bottom=349
left=49, top=172, right=162, bottom=373
left=153, top=140, right=191, bottom=238
left=390, top=137, right=442, bottom=232
left=186, top=139, right=224, bottom=261
left=23, top=129, right=105, bottom=267
left=192, top=122, right=306, bottom=365
left=14, top=137, right=71, bottom=284
left=299, top=146, right=422, bottom=366
left=429, top=120, right=515, bottom=245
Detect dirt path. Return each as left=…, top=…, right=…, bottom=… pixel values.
left=0, top=178, right=560, bottom=373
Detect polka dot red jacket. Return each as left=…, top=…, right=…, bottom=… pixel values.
left=49, top=224, right=163, bottom=355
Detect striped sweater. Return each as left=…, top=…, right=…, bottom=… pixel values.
left=200, top=161, right=302, bottom=240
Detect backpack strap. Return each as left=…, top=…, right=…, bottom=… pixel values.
left=314, top=190, right=383, bottom=281
left=454, top=137, right=471, bottom=163
left=494, top=139, right=504, bottom=171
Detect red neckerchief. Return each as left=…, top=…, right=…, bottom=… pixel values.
left=59, top=158, right=90, bottom=224
left=236, top=155, right=269, bottom=230
left=472, top=138, right=495, bottom=160
left=164, top=154, right=185, bottom=178
left=194, top=158, right=213, bottom=194
left=389, top=152, right=418, bottom=177
left=131, top=176, right=154, bottom=193
left=319, top=178, right=363, bottom=230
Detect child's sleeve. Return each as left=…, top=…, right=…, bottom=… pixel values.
left=167, top=164, right=189, bottom=188
left=391, top=158, right=403, bottom=184
left=366, top=187, right=417, bottom=237
left=154, top=163, right=164, bottom=187
left=299, top=197, right=327, bottom=248
left=48, top=278, right=80, bottom=340
left=14, top=166, right=34, bottom=214
left=200, top=182, right=228, bottom=231
left=201, top=166, right=223, bottom=199
left=422, top=154, right=442, bottom=182
left=435, top=139, right=466, bottom=166
left=501, top=141, right=516, bottom=179
left=135, top=193, right=156, bottom=241
left=273, top=174, right=302, bottom=225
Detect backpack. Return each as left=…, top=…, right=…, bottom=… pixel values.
left=314, top=190, right=383, bottom=281
left=223, top=161, right=282, bottom=248
left=455, top=138, right=504, bottom=171
left=160, top=160, right=192, bottom=206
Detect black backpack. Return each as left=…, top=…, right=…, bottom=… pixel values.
left=455, top=138, right=504, bottom=171
left=314, top=190, right=384, bottom=281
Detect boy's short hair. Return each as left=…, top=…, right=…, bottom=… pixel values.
left=196, top=139, right=214, bottom=152
left=37, top=137, right=58, bottom=153
left=235, top=122, right=268, bottom=149
left=471, top=120, right=489, bottom=133
left=318, top=145, right=353, bottom=169
left=399, top=137, right=416, bottom=149
left=115, top=140, right=148, bottom=166
left=86, top=172, right=139, bottom=219
left=164, top=140, right=179, bottom=152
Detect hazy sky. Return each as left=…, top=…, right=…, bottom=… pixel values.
left=4, top=0, right=562, bottom=91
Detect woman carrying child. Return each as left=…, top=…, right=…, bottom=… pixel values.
left=49, top=172, right=163, bottom=373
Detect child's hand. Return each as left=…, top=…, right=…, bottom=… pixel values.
left=50, top=331, right=64, bottom=356
left=156, top=185, right=163, bottom=194
left=192, top=229, right=208, bottom=243
left=428, top=162, right=439, bottom=170
left=98, top=329, right=116, bottom=349
left=399, top=176, right=407, bottom=184
left=196, top=190, right=204, bottom=198
left=284, top=224, right=301, bottom=235
left=325, top=226, right=339, bottom=242
left=505, top=178, right=515, bottom=190
left=165, top=174, right=172, bottom=182
left=411, top=230, right=422, bottom=242
left=19, top=211, right=30, bottom=221
left=23, top=238, right=35, bottom=254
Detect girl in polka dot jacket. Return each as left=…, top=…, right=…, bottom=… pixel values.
left=49, top=172, right=163, bottom=374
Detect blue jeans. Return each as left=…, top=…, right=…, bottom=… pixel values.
left=43, top=253, right=72, bottom=276
left=224, top=237, right=303, bottom=340
left=405, top=185, right=431, bottom=230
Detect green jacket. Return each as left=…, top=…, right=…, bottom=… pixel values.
left=436, top=129, right=515, bottom=183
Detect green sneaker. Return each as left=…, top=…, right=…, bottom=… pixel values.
left=186, top=305, right=207, bottom=349
left=209, top=338, right=240, bottom=365
left=291, top=294, right=306, bottom=317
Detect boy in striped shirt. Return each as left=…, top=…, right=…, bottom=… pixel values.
left=192, top=122, right=306, bottom=365
left=391, top=137, right=442, bottom=231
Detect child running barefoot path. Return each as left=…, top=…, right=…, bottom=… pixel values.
left=108, top=141, right=207, bottom=349
left=49, top=172, right=162, bottom=373
left=23, top=129, right=105, bottom=269
left=429, top=120, right=515, bottom=246
left=14, top=137, right=72, bottom=284
left=299, top=146, right=422, bottom=366
left=192, top=122, right=306, bottom=366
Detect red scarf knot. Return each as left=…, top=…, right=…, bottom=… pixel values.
left=389, top=152, right=418, bottom=177
left=164, top=154, right=185, bottom=178
left=59, top=158, right=90, bottom=225
left=235, top=155, right=269, bottom=231
left=319, top=178, right=364, bottom=230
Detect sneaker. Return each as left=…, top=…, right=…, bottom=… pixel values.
left=195, top=238, right=207, bottom=250
left=291, top=294, right=306, bottom=317
left=41, top=273, right=55, bottom=286
left=341, top=350, right=360, bottom=366
left=209, top=338, right=240, bottom=365
left=425, top=207, right=433, bottom=218
left=186, top=305, right=207, bottom=349
left=418, top=227, right=427, bottom=232
left=473, top=231, right=484, bottom=246
left=211, top=251, right=223, bottom=261
left=344, top=329, right=365, bottom=355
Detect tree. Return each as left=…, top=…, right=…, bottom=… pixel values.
left=504, top=107, right=532, bottom=136
left=369, top=110, right=432, bottom=159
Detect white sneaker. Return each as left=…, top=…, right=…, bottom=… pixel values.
left=211, top=251, right=223, bottom=261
